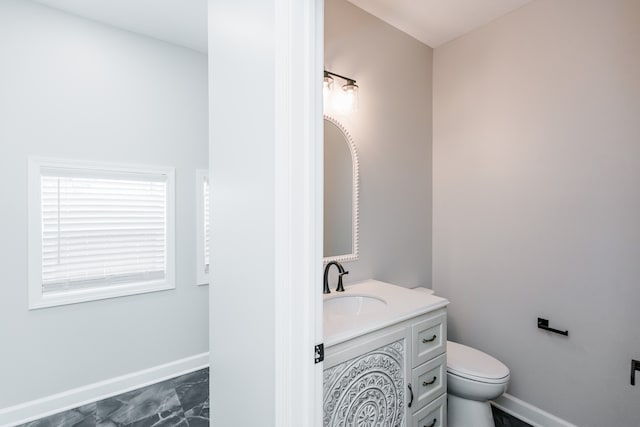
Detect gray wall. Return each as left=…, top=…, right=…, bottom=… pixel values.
left=325, top=0, right=433, bottom=288
left=433, top=0, right=640, bottom=425
left=0, top=0, right=208, bottom=408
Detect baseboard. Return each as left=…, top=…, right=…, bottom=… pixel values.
left=0, top=353, right=209, bottom=427
left=492, top=393, right=577, bottom=427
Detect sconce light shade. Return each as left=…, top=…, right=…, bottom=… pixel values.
left=341, top=80, right=358, bottom=113
left=323, top=73, right=334, bottom=106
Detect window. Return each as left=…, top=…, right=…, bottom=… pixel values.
left=28, top=158, right=175, bottom=309
left=196, top=169, right=210, bottom=285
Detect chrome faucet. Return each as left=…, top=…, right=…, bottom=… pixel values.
left=323, top=261, right=349, bottom=294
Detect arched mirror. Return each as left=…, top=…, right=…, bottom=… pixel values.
left=324, top=115, right=359, bottom=263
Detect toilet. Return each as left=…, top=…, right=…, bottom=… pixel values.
left=410, top=287, right=509, bottom=427
left=446, top=341, right=510, bottom=427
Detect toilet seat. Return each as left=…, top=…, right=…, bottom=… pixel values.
left=447, top=341, right=510, bottom=384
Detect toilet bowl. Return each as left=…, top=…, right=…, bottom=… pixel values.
left=447, top=341, right=510, bottom=427
left=409, top=288, right=509, bottom=426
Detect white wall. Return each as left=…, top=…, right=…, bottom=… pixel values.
left=0, top=0, right=208, bottom=408
left=208, top=0, right=323, bottom=424
left=433, top=0, right=640, bottom=425
left=325, top=0, right=433, bottom=288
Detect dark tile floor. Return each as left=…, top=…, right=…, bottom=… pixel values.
left=18, top=369, right=209, bottom=427
left=17, top=370, right=532, bottom=427
left=493, top=405, right=533, bottom=427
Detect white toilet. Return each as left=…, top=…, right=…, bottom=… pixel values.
left=410, top=287, right=509, bottom=427
left=446, top=341, right=510, bottom=427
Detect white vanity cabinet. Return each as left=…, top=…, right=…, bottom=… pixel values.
left=323, top=307, right=448, bottom=427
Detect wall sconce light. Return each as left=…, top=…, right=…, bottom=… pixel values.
left=324, top=70, right=358, bottom=113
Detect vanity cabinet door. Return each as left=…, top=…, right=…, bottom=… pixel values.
left=323, top=331, right=407, bottom=427
left=410, top=393, right=447, bottom=427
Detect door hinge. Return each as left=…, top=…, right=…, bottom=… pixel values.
left=315, top=343, right=324, bottom=364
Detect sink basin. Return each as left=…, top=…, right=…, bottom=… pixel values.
left=323, top=280, right=449, bottom=347
left=324, top=295, right=387, bottom=317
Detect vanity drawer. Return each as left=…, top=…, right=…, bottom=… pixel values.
left=410, top=353, right=447, bottom=412
left=412, top=310, right=447, bottom=367
left=410, top=393, right=447, bottom=427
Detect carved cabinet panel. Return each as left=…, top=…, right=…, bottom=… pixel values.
left=324, top=309, right=448, bottom=427
left=323, top=339, right=405, bottom=427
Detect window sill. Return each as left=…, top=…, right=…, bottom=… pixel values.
left=28, top=279, right=175, bottom=310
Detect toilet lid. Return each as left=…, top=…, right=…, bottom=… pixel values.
left=447, top=341, right=510, bottom=384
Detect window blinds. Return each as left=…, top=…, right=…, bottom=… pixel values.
left=40, top=170, right=168, bottom=293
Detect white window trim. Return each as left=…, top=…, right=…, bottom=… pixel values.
left=27, top=157, right=176, bottom=309
left=195, top=169, right=210, bottom=286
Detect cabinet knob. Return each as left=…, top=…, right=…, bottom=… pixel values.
left=422, top=376, right=437, bottom=387
left=422, top=335, right=437, bottom=344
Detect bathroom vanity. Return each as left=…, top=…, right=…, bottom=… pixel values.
left=323, top=280, right=449, bottom=427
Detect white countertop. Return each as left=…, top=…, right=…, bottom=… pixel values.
left=323, top=280, right=449, bottom=347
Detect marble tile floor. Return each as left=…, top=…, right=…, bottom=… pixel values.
left=16, top=368, right=532, bottom=427
left=17, top=368, right=209, bottom=427
left=493, top=405, right=533, bottom=427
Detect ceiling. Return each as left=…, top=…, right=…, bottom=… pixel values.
left=33, top=0, right=208, bottom=53
left=32, top=0, right=534, bottom=53
left=347, top=0, right=535, bottom=47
